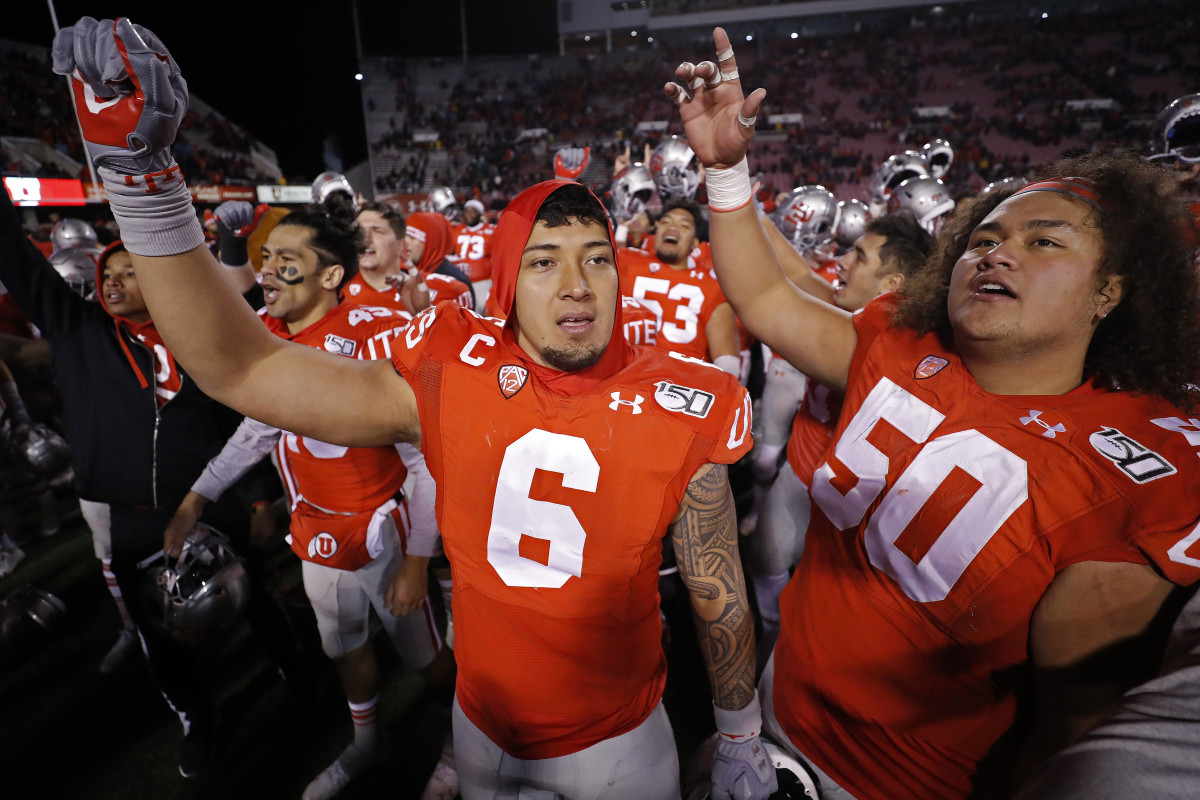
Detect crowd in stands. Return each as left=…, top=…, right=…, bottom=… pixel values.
left=366, top=2, right=1194, bottom=206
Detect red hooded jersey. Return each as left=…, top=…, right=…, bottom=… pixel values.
left=772, top=295, right=1200, bottom=799
left=406, top=211, right=454, bottom=276
left=392, top=180, right=752, bottom=759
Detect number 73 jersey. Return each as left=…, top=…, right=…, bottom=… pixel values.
left=391, top=303, right=752, bottom=760
left=773, top=296, right=1200, bottom=800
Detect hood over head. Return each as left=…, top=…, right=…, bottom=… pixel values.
left=491, top=179, right=631, bottom=392
left=405, top=211, right=453, bottom=275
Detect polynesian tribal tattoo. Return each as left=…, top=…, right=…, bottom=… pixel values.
left=670, top=462, right=756, bottom=710
left=276, top=265, right=305, bottom=285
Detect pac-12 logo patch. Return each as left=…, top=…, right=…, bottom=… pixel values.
left=654, top=380, right=715, bottom=418
left=915, top=355, right=949, bottom=380
left=323, top=334, right=356, bottom=357
left=1088, top=427, right=1177, bottom=483
left=498, top=364, right=529, bottom=399
left=308, top=532, right=339, bottom=560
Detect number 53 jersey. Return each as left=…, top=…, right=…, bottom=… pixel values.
left=391, top=302, right=752, bottom=759
left=773, top=296, right=1200, bottom=800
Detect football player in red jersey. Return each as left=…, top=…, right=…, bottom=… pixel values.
left=669, top=29, right=1200, bottom=799
left=162, top=205, right=456, bottom=800
left=621, top=200, right=741, bottom=376
left=404, top=211, right=476, bottom=311
left=347, top=200, right=418, bottom=313
left=450, top=198, right=495, bottom=309
left=55, top=18, right=771, bottom=800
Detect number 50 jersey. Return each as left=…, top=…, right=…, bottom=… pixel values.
left=773, top=296, right=1200, bottom=800
left=391, top=302, right=752, bottom=759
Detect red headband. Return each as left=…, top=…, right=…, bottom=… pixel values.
left=1010, top=177, right=1108, bottom=213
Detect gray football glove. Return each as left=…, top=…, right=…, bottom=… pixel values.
left=712, top=733, right=779, bottom=800
left=51, top=17, right=187, bottom=175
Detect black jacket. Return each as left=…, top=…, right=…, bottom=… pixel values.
left=0, top=191, right=250, bottom=508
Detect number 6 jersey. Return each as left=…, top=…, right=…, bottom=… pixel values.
left=391, top=301, right=751, bottom=759
left=772, top=295, right=1200, bottom=800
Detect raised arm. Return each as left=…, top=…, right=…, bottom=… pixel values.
left=671, top=462, right=776, bottom=800
left=52, top=17, right=418, bottom=447
left=666, top=28, right=856, bottom=392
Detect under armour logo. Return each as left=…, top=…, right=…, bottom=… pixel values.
left=1020, top=410, right=1066, bottom=439
left=609, top=392, right=644, bottom=414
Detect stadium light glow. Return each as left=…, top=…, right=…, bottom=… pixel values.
left=631, top=30, right=638, bottom=36
left=1041, top=11, right=1048, bottom=17
left=790, top=32, right=798, bottom=39
left=647, top=37, right=654, bottom=43
left=354, top=73, right=363, bottom=81
left=746, top=34, right=753, bottom=42
left=584, top=35, right=591, bottom=41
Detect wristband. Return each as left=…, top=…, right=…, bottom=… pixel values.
left=99, top=164, right=205, bottom=257
left=217, top=220, right=249, bottom=267
left=705, top=158, right=753, bottom=212
left=714, top=689, right=764, bottom=741
left=713, top=354, right=741, bottom=378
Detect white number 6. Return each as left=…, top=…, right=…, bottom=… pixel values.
left=487, top=429, right=599, bottom=588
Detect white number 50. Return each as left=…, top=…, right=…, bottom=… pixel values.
left=811, top=378, right=1028, bottom=602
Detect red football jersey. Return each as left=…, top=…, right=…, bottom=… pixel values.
left=620, top=246, right=729, bottom=362
left=262, top=303, right=412, bottom=570
left=450, top=220, right=496, bottom=282
left=392, top=302, right=752, bottom=759
left=343, top=271, right=471, bottom=314
left=343, top=272, right=407, bottom=312
left=621, top=295, right=659, bottom=347
left=784, top=379, right=842, bottom=487
left=773, top=296, right=1200, bottom=799
left=424, top=271, right=473, bottom=308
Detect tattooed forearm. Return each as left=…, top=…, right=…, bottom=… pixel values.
left=671, top=462, right=757, bottom=710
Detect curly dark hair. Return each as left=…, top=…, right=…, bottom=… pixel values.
left=893, top=152, right=1200, bottom=410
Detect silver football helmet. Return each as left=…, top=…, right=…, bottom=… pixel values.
left=1, top=586, right=68, bottom=631
left=10, top=422, right=71, bottom=477
left=311, top=171, right=357, bottom=207
left=50, top=218, right=99, bottom=251
left=1149, top=93, right=1200, bottom=163
left=141, top=524, right=249, bottom=646
left=427, top=186, right=460, bottom=221
left=776, top=186, right=841, bottom=253
left=888, top=175, right=955, bottom=234
left=835, top=198, right=871, bottom=249
left=610, top=164, right=657, bottom=222
left=872, top=151, right=931, bottom=204
left=650, top=136, right=702, bottom=203
left=921, top=138, right=955, bottom=179
left=49, top=248, right=97, bottom=298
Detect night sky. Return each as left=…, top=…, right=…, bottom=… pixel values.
left=6, top=0, right=558, bottom=179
